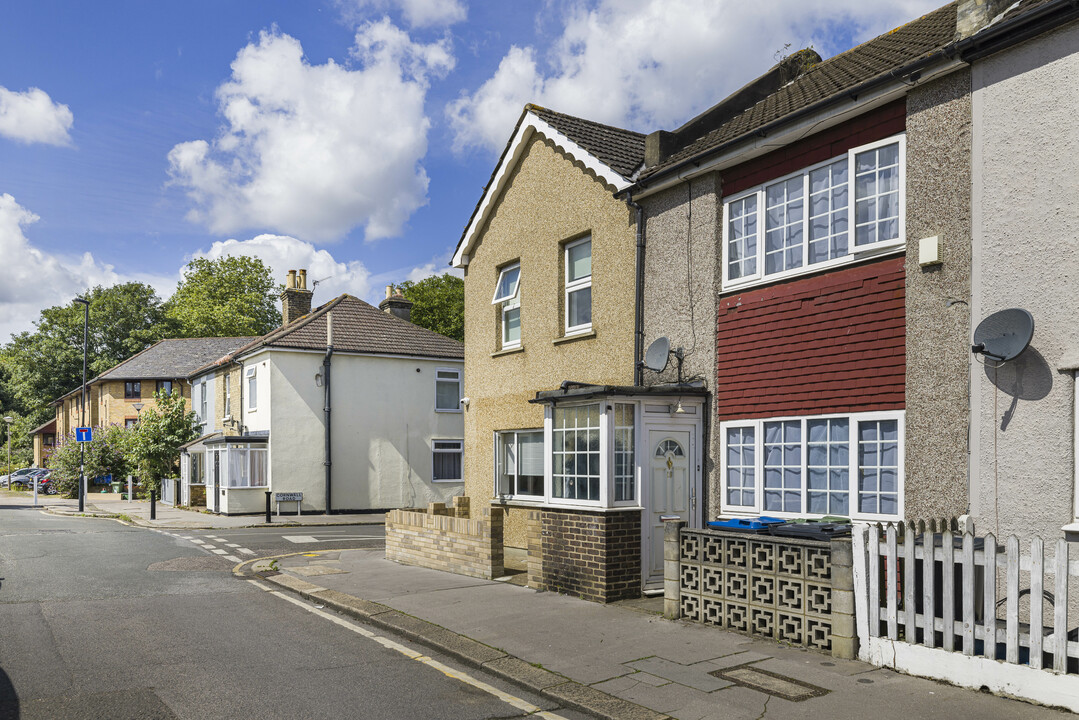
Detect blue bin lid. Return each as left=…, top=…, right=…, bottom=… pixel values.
left=708, top=516, right=786, bottom=530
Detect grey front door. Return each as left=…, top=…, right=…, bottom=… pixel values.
left=213, top=450, right=220, bottom=514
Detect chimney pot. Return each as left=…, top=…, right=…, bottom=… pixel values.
left=281, top=269, right=313, bottom=326
left=287, top=269, right=296, bottom=289
left=298, top=269, right=307, bottom=289
left=386, top=285, right=393, bottom=299
left=379, top=288, right=413, bottom=323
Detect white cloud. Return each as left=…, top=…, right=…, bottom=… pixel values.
left=0, top=86, right=74, bottom=146
left=337, top=0, right=466, bottom=28
left=190, top=234, right=371, bottom=304
left=169, top=22, right=453, bottom=243
left=0, top=194, right=174, bottom=342
left=448, top=0, right=942, bottom=153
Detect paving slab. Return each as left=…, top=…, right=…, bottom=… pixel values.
left=626, top=656, right=732, bottom=692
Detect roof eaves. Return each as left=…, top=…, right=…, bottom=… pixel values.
left=452, top=106, right=636, bottom=269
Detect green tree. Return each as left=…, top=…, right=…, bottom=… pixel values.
left=398, top=273, right=464, bottom=342
left=1, top=283, right=169, bottom=414
left=48, top=424, right=132, bottom=498
left=125, top=390, right=200, bottom=495
left=166, top=256, right=282, bottom=338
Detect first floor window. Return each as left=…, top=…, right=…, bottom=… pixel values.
left=433, top=440, right=463, bottom=482
left=156, top=380, right=174, bottom=396
left=565, top=237, right=592, bottom=333
left=496, top=430, right=543, bottom=497
left=552, top=403, right=601, bottom=501
left=493, top=263, right=522, bottom=349
left=199, top=380, right=208, bottom=423
left=435, top=368, right=462, bottom=411
left=246, top=367, right=257, bottom=411
left=124, top=381, right=141, bottom=399
left=722, top=411, right=902, bottom=518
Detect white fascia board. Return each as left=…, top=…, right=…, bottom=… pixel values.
left=452, top=111, right=632, bottom=268
left=631, top=59, right=965, bottom=201
left=240, top=345, right=464, bottom=364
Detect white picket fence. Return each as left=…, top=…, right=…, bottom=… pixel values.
left=852, top=519, right=1079, bottom=711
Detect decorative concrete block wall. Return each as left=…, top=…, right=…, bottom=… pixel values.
left=540, top=508, right=641, bottom=603
left=385, top=497, right=503, bottom=580
left=667, top=525, right=856, bottom=659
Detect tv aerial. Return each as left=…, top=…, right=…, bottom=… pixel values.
left=971, top=308, right=1034, bottom=364
left=643, top=336, right=685, bottom=384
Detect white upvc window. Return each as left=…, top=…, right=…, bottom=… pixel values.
left=492, top=263, right=521, bottom=349
left=227, top=446, right=268, bottom=488
left=552, top=403, right=602, bottom=502
left=613, top=403, right=636, bottom=502
left=564, top=237, right=592, bottom=334
left=723, top=135, right=905, bottom=289
left=189, top=451, right=205, bottom=486
left=224, top=373, right=231, bottom=416
left=719, top=410, right=904, bottom=521
left=435, top=368, right=462, bottom=412
left=432, top=439, right=463, bottom=482
left=199, top=379, right=208, bottom=425
left=246, top=366, right=257, bottom=411
left=495, top=429, right=544, bottom=497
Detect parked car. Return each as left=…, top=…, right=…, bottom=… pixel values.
left=2, top=468, right=40, bottom=488
left=12, top=469, right=52, bottom=492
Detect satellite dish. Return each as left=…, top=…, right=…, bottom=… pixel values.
left=972, top=308, right=1034, bottom=362
left=644, top=337, right=670, bottom=372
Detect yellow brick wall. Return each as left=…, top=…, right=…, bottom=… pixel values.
left=384, top=498, right=504, bottom=579
left=214, top=365, right=242, bottom=433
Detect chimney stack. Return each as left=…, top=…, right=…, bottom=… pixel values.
left=379, top=284, right=414, bottom=323
left=281, top=268, right=313, bottom=326
left=956, top=0, right=1012, bottom=40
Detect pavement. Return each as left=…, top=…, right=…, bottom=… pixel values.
left=238, top=547, right=1070, bottom=720
left=0, top=488, right=384, bottom=529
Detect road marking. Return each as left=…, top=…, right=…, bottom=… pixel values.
left=211, top=549, right=228, bottom=555
left=282, top=534, right=383, bottom=543
left=190, top=540, right=207, bottom=545
left=282, top=535, right=319, bottom=544
left=225, top=543, right=240, bottom=548
left=249, top=581, right=568, bottom=720
left=239, top=548, right=256, bottom=555
left=202, top=544, right=217, bottom=550
left=224, top=554, right=241, bottom=562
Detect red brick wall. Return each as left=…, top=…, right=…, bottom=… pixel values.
left=722, top=99, right=906, bottom=197
left=715, top=257, right=905, bottom=421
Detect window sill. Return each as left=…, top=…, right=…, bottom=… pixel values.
left=492, top=346, right=524, bottom=358
left=553, top=330, right=596, bottom=346
left=432, top=479, right=464, bottom=484
left=491, top=497, right=643, bottom=513
left=435, top=409, right=463, bottom=414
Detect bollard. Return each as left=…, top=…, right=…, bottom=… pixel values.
left=265, top=491, right=272, bottom=524
left=150, top=489, right=156, bottom=520
left=127, top=475, right=132, bottom=501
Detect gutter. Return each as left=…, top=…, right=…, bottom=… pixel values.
left=627, top=193, right=646, bottom=386
left=323, top=311, right=334, bottom=515
left=622, top=0, right=1079, bottom=197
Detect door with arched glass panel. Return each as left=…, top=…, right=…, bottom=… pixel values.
left=646, top=430, right=690, bottom=583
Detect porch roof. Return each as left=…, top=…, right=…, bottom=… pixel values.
left=530, top=381, right=707, bottom=405
left=203, top=434, right=269, bottom=446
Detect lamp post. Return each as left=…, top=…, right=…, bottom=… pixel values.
left=132, top=403, right=144, bottom=421
left=3, top=416, right=12, bottom=484
left=73, top=297, right=89, bottom=512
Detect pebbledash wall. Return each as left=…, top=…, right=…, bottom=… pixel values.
left=639, top=173, right=722, bottom=518
left=460, top=132, right=637, bottom=549
left=969, top=22, right=1079, bottom=541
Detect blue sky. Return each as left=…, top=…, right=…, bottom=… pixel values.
left=0, top=0, right=939, bottom=341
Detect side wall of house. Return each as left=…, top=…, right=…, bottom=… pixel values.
left=265, top=350, right=465, bottom=513
left=641, top=173, right=721, bottom=518
left=970, top=22, right=1079, bottom=540
left=903, top=69, right=973, bottom=520
left=462, top=133, right=637, bottom=547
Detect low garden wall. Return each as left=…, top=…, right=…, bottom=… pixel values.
left=385, top=497, right=504, bottom=580
left=664, top=520, right=857, bottom=659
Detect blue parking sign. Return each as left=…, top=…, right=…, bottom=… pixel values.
left=75, top=427, right=93, bottom=442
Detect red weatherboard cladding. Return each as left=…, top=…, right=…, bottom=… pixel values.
left=716, top=257, right=906, bottom=421
left=721, top=100, right=906, bottom=197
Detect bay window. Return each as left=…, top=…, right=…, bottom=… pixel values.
left=553, top=403, right=601, bottom=501
left=227, top=446, right=268, bottom=488
left=724, top=136, right=904, bottom=287
left=721, top=411, right=903, bottom=519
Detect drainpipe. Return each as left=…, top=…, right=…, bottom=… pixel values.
left=627, top=193, right=646, bottom=386
left=323, top=311, right=334, bottom=514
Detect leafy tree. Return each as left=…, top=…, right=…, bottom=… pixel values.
left=1, top=283, right=169, bottom=414
left=398, top=273, right=464, bottom=342
left=166, top=256, right=282, bottom=338
left=125, top=390, right=200, bottom=495
left=49, top=424, right=132, bottom=498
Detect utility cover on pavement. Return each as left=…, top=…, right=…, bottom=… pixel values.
left=709, top=664, right=829, bottom=702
